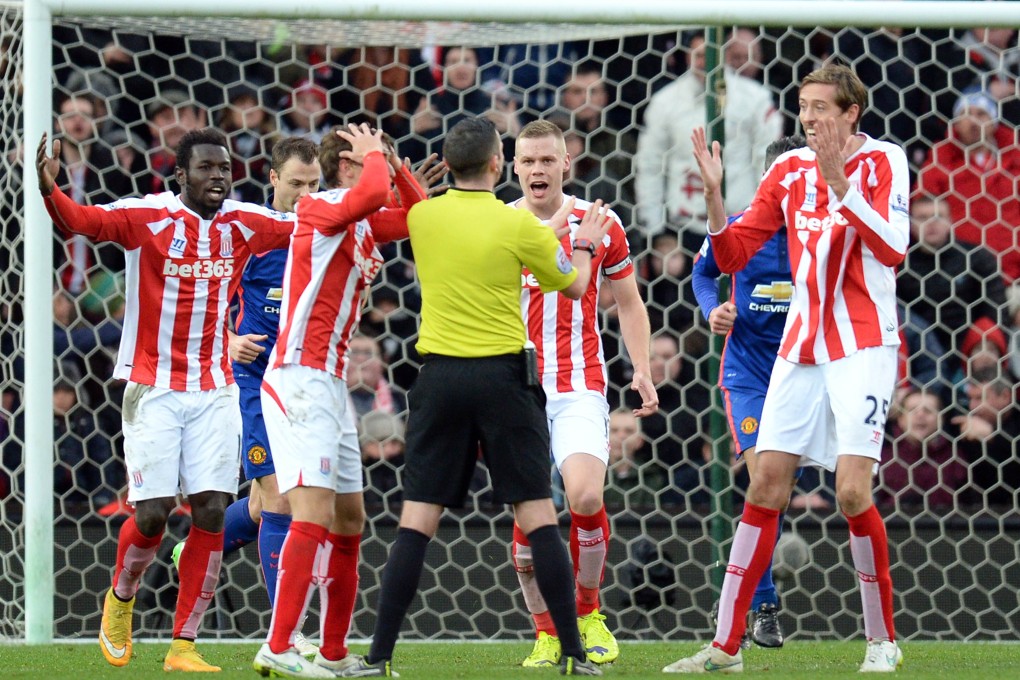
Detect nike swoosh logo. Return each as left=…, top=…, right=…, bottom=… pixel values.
left=264, top=657, right=304, bottom=673
left=704, top=659, right=740, bottom=671
left=586, top=645, right=609, bottom=654
left=100, top=629, right=127, bottom=659
left=886, top=654, right=899, bottom=665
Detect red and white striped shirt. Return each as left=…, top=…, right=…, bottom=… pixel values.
left=514, top=195, right=633, bottom=394
left=271, top=154, right=425, bottom=380
left=710, top=134, right=910, bottom=364
left=44, top=188, right=295, bottom=390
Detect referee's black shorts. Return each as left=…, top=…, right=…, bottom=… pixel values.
left=402, top=353, right=551, bottom=507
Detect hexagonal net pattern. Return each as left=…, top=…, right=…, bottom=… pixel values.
left=2, top=12, right=1020, bottom=644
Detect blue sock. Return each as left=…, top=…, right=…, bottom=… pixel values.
left=259, top=510, right=292, bottom=607
left=752, top=512, right=784, bottom=610
left=223, top=497, right=259, bottom=555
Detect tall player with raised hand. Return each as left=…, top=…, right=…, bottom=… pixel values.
left=690, top=134, right=807, bottom=650
left=665, top=63, right=908, bottom=674
left=251, top=123, right=426, bottom=678
left=37, top=127, right=297, bottom=672
left=509, top=120, right=658, bottom=667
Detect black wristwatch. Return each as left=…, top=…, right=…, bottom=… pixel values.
left=572, top=238, right=597, bottom=258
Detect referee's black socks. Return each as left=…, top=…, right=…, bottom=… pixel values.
left=367, top=527, right=431, bottom=664
left=527, top=524, right=586, bottom=661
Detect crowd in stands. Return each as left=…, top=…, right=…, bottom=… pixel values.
left=2, top=23, right=1019, bottom=516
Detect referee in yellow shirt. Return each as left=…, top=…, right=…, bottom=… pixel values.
left=351, top=117, right=611, bottom=678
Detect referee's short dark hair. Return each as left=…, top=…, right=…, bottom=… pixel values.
left=443, top=117, right=500, bottom=182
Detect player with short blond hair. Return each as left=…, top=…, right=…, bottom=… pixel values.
left=509, top=119, right=658, bottom=667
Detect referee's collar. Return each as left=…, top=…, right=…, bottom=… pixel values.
left=448, top=187, right=493, bottom=196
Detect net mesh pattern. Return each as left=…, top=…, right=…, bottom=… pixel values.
left=2, top=9, right=1019, bottom=642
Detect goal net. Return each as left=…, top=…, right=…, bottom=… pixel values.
left=3, top=0, right=1019, bottom=644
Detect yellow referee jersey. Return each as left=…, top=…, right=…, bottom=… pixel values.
left=409, top=188, right=577, bottom=357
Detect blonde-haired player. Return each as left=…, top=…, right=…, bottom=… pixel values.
left=509, top=119, right=658, bottom=667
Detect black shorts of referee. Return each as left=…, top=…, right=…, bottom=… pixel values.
left=402, top=353, right=551, bottom=507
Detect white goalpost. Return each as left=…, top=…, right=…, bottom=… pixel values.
left=13, top=0, right=1020, bottom=646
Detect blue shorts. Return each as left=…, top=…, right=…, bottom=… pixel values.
left=720, top=384, right=765, bottom=456
left=238, top=376, right=275, bottom=481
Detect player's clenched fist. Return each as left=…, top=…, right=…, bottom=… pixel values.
left=228, top=332, right=268, bottom=365
left=709, top=302, right=738, bottom=335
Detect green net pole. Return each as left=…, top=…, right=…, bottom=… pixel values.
left=704, top=25, right=733, bottom=595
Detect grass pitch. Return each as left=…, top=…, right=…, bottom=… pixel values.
left=1, top=640, right=1017, bottom=679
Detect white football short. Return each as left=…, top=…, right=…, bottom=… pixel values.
left=261, top=364, right=363, bottom=495
left=546, top=389, right=610, bottom=469
left=755, top=345, right=898, bottom=470
left=122, top=381, right=241, bottom=502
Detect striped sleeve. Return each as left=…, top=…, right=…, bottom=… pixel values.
left=834, top=146, right=910, bottom=267
left=44, top=187, right=167, bottom=248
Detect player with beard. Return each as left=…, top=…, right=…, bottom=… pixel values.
left=170, top=136, right=324, bottom=657
left=38, top=127, right=297, bottom=671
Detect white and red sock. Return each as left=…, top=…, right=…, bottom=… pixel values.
left=512, top=522, right=556, bottom=636
left=570, top=507, right=609, bottom=616
left=112, top=516, right=163, bottom=601
left=712, top=503, right=780, bottom=655
left=318, top=533, right=361, bottom=661
left=846, top=505, right=896, bottom=641
left=267, top=521, right=327, bottom=654
left=173, top=525, right=224, bottom=640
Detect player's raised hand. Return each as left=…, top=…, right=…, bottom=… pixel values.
left=406, top=153, right=449, bottom=196
left=708, top=301, right=738, bottom=335
left=630, top=371, right=659, bottom=418
left=228, top=332, right=268, bottom=365
left=813, top=118, right=851, bottom=197
left=573, top=199, right=613, bottom=245
left=547, top=196, right=577, bottom=239
left=337, top=122, right=384, bottom=164
left=381, top=140, right=402, bottom=178
left=691, top=126, right=723, bottom=193
left=36, top=133, right=61, bottom=196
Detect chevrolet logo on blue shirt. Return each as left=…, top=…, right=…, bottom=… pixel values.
left=751, top=282, right=793, bottom=302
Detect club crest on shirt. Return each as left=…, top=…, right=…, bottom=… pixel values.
left=220, top=232, right=234, bottom=257
left=132, top=470, right=144, bottom=488
left=740, top=416, right=759, bottom=435
left=247, top=445, right=267, bottom=465
left=320, top=457, right=331, bottom=476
